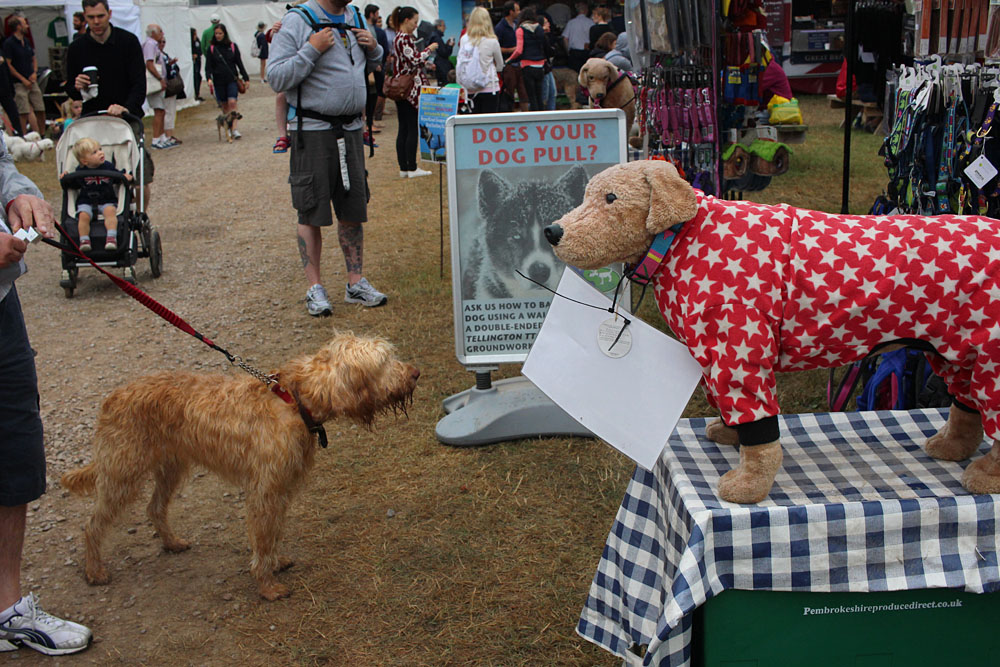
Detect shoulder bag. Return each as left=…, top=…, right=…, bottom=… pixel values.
left=383, top=54, right=414, bottom=102
left=146, top=68, right=162, bottom=95
left=162, top=50, right=185, bottom=98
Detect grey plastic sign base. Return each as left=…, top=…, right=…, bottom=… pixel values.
left=436, top=376, right=595, bottom=447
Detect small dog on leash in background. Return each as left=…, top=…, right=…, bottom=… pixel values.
left=62, top=333, right=420, bottom=600
left=216, top=111, right=242, bottom=142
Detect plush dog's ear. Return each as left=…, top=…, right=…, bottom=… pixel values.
left=602, top=60, right=618, bottom=81
left=630, top=161, right=698, bottom=234
left=578, top=62, right=589, bottom=88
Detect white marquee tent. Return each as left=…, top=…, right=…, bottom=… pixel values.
left=0, top=0, right=441, bottom=119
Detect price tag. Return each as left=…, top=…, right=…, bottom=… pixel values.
left=964, top=154, right=998, bottom=189
left=597, top=317, right=632, bottom=358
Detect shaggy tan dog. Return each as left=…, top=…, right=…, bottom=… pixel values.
left=61, top=333, right=419, bottom=600
left=578, top=58, right=635, bottom=133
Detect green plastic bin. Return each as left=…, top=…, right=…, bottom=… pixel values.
left=695, top=588, right=1000, bottom=666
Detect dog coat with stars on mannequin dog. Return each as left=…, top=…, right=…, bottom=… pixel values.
left=655, top=192, right=1000, bottom=439
left=545, top=160, right=1000, bottom=504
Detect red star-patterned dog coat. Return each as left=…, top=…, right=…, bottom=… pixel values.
left=545, top=160, right=1000, bottom=504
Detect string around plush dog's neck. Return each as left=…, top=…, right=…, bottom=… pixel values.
left=515, top=270, right=632, bottom=351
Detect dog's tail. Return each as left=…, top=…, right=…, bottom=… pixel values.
left=61, top=464, right=97, bottom=495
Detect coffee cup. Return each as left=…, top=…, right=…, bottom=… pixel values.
left=82, top=66, right=99, bottom=86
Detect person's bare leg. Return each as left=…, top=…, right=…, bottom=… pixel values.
left=275, top=92, right=288, bottom=136
left=0, top=504, right=26, bottom=611
left=297, top=224, right=322, bottom=286
left=152, top=108, right=164, bottom=139
left=77, top=210, right=92, bottom=242
left=337, top=220, right=363, bottom=286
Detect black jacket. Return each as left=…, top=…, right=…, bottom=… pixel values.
left=206, top=41, right=248, bottom=87
left=65, top=26, right=146, bottom=117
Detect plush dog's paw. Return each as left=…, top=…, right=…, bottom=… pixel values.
left=85, top=563, right=111, bottom=586
left=717, top=442, right=782, bottom=504
left=925, top=405, right=984, bottom=461
left=962, top=441, right=1000, bottom=494
left=705, top=419, right=738, bottom=447
left=259, top=582, right=291, bottom=601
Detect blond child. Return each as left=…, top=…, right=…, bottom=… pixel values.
left=61, top=137, right=132, bottom=252
left=63, top=99, right=82, bottom=130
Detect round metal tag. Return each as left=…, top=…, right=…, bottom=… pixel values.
left=597, top=318, right=632, bottom=358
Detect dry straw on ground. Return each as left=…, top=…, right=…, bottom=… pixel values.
left=9, top=90, right=884, bottom=665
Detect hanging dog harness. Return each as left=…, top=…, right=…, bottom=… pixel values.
left=40, top=224, right=329, bottom=448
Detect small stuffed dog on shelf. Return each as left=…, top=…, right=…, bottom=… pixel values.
left=544, top=159, right=1000, bottom=504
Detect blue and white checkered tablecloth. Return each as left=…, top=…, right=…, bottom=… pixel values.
left=577, top=409, right=1000, bottom=667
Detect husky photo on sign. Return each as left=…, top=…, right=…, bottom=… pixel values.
left=459, top=164, right=589, bottom=300
left=445, top=110, right=627, bottom=365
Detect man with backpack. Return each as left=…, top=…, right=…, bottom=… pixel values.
left=267, top=0, right=388, bottom=316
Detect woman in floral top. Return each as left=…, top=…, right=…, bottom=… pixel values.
left=389, top=6, right=437, bottom=178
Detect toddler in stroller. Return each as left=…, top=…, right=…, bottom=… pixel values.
left=60, top=137, right=132, bottom=252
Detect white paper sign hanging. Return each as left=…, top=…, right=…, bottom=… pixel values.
left=522, top=269, right=703, bottom=470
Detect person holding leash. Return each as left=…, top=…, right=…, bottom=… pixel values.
left=0, top=137, right=93, bottom=656
left=267, top=0, right=389, bottom=315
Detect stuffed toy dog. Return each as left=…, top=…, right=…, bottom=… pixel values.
left=544, top=160, right=1000, bottom=503
left=578, top=58, right=635, bottom=133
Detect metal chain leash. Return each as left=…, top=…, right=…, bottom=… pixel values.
left=229, top=356, right=277, bottom=387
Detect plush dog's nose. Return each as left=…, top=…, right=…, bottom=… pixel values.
left=543, top=224, right=563, bottom=246
left=411, top=367, right=421, bottom=381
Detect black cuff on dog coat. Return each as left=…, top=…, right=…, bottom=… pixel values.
left=737, top=417, right=780, bottom=446
left=953, top=398, right=980, bottom=414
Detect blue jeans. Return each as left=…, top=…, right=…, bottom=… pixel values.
left=542, top=71, right=556, bottom=110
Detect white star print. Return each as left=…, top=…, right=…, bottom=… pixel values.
left=694, top=274, right=715, bottom=295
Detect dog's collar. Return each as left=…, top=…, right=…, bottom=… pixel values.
left=625, top=223, right=684, bottom=286
left=270, top=379, right=328, bottom=448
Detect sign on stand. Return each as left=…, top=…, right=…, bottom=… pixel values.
left=437, top=109, right=627, bottom=446
left=418, top=85, right=462, bottom=163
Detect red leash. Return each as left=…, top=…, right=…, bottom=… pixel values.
left=41, top=222, right=328, bottom=447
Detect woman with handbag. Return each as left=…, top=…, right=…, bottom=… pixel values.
left=388, top=6, right=436, bottom=178
left=159, top=35, right=185, bottom=146
left=206, top=23, right=250, bottom=139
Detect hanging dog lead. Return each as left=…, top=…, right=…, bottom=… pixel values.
left=338, top=135, right=351, bottom=192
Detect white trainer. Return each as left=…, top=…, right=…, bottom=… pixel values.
left=408, top=168, right=432, bottom=178
left=305, top=283, right=332, bottom=317
left=344, top=277, right=387, bottom=307
left=0, top=594, right=92, bottom=656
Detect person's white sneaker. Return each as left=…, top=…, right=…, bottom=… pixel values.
left=305, top=283, right=332, bottom=317
left=344, top=277, right=387, bottom=307
left=399, top=170, right=410, bottom=178
left=232, top=130, right=242, bottom=140
left=0, top=594, right=92, bottom=656
left=408, top=168, right=432, bottom=178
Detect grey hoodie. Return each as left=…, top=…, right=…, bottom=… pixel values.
left=0, top=137, right=44, bottom=299
left=266, top=0, right=383, bottom=132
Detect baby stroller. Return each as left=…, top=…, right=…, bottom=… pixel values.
left=55, top=112, right=162, bottom=298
